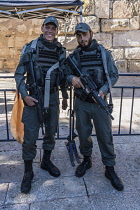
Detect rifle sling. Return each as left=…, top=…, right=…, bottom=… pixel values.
left=44, top=62, right=59, bottom=110
left=99, top=45, right=113, bottom=105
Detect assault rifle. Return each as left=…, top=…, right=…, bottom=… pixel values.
left=67, top=56, right=114, bottom=120
left=27, top=53, right=45, bottom=134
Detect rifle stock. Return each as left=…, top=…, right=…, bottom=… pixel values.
left=28, top=54, right=45, bottom=134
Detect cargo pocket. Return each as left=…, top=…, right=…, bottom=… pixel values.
left=93, top=68, right=104, bottom=87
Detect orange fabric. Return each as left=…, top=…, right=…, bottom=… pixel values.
left=10, top=91, right=24, bottom=143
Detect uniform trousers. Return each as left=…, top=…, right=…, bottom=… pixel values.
left=75, top=98, right=116, bottom=166
left=21, top=91, right=59, bottom=160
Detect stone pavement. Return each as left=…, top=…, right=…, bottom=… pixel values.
left=0, top=135, right=140, bottom=210
left=0, top=72, right=140, bottom=209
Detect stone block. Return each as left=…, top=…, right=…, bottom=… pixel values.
left=84, top=169, right=140, bottom=195
left=100, top=16, right=138, bottom=32
left=63, top=38, right=78, bottom=51
left=115, top=143, right=140, bottom=159
left=0, top=18, right=8, bottom=23
left=4, top=59, right=16, bottom=69
left=0, top=48, right=10, bottom=57
left=0, top=148, right=41, bottom=165
left=113, top=31, right=140, bottom=47
left=52, top=145, right=70, bottom=160
left=110, top=48, right=124, bottom=60
left=30, top=197, right=91, bottom=210
left=128, top=60, right=140, bottom=72
left=5, top=177, right=86, bottom=204
left=7, top=37, right=15, bottom=48
left=113, top=1, right=134, bottom=18
left=0, top=204, right=30, bottom=210
left=130, top=16, right=140, bottom=30
left=0, top=60, right=3, bottom=68
left=15, top=37, right=27, bottom=48
left=0, top=162, right=52, bottom=183
left=134, top=0, right=140, bottom=16
left=116, top=60, right=127, bottom=73
left=93, top=33, right=112, bottom=49
left=84, top=171, right=116, bottom=194
left=59, top=16, right=78, bottom=35
left=29, top=28, right=34, bottom=36
left=89, top=191, right=140, bottom=209
left=101, top=19, right=130, bottom=32
left=0, top=36, right=10, bottom=48
left=125, top=47, right=140, bottom=59
left=83, top=0, right=95, bottom=15
left=0, top=26, right=9, bottom=34
left=34, top=26, right=41, bottom=35
left=83, top=16, right=100, bottom=33
left=16, top=24, right=27, bottom=33
left=27, top=36, right=38, bottom=43
left=95, top=0, right=109, bottom=18
left=9, top=48, right=17, bottom=58
left=0, top=141, right=21, bottom=152
left=0, top=183, right=9, bottom=205
left=32, top=19, right=43, bottom=26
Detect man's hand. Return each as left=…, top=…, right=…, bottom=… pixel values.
left=62, top=98, right=68, bottom=110
left=23, top=96, right=38, bottom=106
left=98, top=90, right=105, bottom=99
left=72, top=76, right=84, bottom=88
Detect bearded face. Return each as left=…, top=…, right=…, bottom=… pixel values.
left=76, top=31, right=93, bottom=49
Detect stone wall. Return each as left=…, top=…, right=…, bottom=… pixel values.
left=0, top=0, right=140, bottom=72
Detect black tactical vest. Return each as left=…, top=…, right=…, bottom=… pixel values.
left=28, top=36, right=63, bottom=88
left=77, top=40, right=106, bottom=89
left=36, top=39, right=59, bottom=70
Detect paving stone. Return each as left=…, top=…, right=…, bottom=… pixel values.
left=89, top=192, right=140, bottom=210
left=30, top=196, right=91, bottom=210
left=113, top=135, right=140, bottom=144
left=0, top=142, right=21, bottom=152
left=52, top=144, right=73, bottom=160
left=83, top=153, right=140, bottom=174
left=0, top=163, right=45, bottom=183
left=84, top=170, right=140, bottom=195
left=114, top=142, right=140, bottom=156
left=0, top=183, right=9, bottom=205
left=116, top=154, right=140, bottom=171
left=0, top=204, right=30, bottom=210
left=0, top=149, right=41, bottom=165
left=0, top=164, right=23, bottom=184
left=5, top=177, right=87, bottom=205
left=52, top=159, right=80, bottom=176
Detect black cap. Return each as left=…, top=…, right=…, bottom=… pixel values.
left=75, top=23, right=92, bottom=34
left=43, top=16, right=58, bottom=27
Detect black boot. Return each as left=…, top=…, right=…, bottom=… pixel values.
left=105, top=166, right=124, bottom=191
left=21, top=160, right=34, bottom=194
left=75, top=156, right=92, bottom=177
left=41, top=150, right=60, bottom=177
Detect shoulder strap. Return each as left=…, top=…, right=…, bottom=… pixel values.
left=19, top=44, right=27, bottom=61
left=44, top=62, right=59, bottom=110
left=20, top=38, right=38, bottom=61
left=21, top=44, right=27, bottom=56
left=30, top=38, right=38, bottom=51
left=99, top=44, right=113, bottom=104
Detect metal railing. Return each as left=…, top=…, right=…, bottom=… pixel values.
left=0, top=74, right=140, bottom=141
